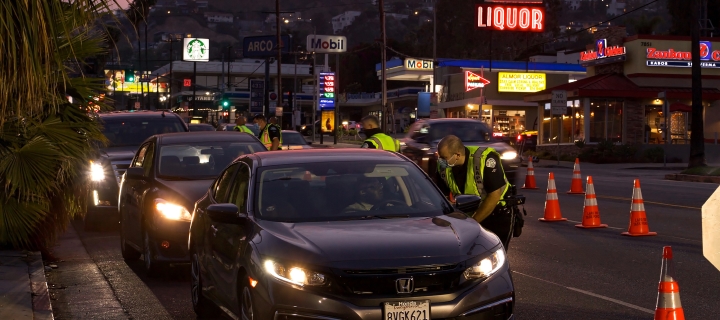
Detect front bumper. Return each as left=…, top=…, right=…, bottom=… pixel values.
left=148, top=217, right=191, bottom=262
left=253, top=265, right=514, bottom=320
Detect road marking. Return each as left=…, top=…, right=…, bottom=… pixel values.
left=512, top=271, right=654, bottom=315
left=595, top=195, right=700, bottom=210
left=565, top=219, right=701, bottom=242
left=566, top=219, right=624, bottom=230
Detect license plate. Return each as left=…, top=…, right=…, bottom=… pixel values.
left=383, top=300, right=430, bottom=320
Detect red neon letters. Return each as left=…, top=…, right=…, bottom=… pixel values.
left=476, top=5, right=545, bottom=32
left=580, top=46, right=626, bottom=61
left=465, top=71, right=491, bottom=92
left=646, top=48, right=720, bottom=61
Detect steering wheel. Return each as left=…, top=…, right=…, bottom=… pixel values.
left=371, top=199, right=409, bottom=211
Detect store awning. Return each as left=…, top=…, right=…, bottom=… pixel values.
left=670, top=103, right=692, bottom=112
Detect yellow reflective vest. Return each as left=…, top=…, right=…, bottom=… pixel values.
left=438, top=146, right=510, bottom=205
left=260, top=124, right=282, bottom=149
left=234, top=125, right=254, bottom=134
left=364, top=133, right=400, bottom=152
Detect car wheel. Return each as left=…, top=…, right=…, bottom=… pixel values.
left=120, top=219, right=141, bottom=261
left=240, top=280, right=254, bottom=320
left=143, top=229, right=163, bottom=277
left=191, top=252, right=219, bottom=318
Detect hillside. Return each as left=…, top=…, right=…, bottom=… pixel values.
left=207, top=0, right=370, bottom=16
left=149, top=17, right=237, bottom=43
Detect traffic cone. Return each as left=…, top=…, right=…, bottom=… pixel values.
left=622, top=179, right=657, bottom=236
left=448, top=193, right=455, bottom=203
left=575, top=176, right=607, bottom=228
left=654, top=246, right=685, bottom=320
left=522, top=156, right=538, bottom=189
left=567, top=158, right=585, bottom=194
left=539, top=172, right=567, bottom=222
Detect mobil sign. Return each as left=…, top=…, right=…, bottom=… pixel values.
left=405, top=59, right=433, bottom=70
left=307, top=35, right=347, bottom=53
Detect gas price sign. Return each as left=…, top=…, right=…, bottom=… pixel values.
left=318, top=72, right=336, bottom=110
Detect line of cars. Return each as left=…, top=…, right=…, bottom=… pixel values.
left=85, top=111, right=515, bottom=319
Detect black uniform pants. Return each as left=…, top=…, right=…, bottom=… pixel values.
left=480, top=205, right=514, bottom=250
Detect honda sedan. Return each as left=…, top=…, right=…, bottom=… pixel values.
left=189, top=149, right=514, bottom=319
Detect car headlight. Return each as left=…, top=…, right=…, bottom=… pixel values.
left=90, top=161, right=105, bottom=181
left=154, top=199, right=192, bottom=221
left=501, top=151, right=518, bottom=160
left=264, top=260, right=327, bottom=286
left=301, top=125, right=307, bottom=130
left=463, top=248, right=506, bottom=280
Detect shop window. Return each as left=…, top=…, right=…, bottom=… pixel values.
left=542, top=100, right=582, bottom=144
left=493, top=110, right=526, bottom=137
left=589, top=99, right=623, bottom=143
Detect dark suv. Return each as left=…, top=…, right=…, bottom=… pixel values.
left=400, top=118, right=521, bottom=184
left=86, top=111, right=188, bottom=230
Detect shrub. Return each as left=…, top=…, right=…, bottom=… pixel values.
left=643, top=147, right=665, bottom=163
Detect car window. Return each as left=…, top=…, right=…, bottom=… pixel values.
left=157, top=141, right=265, bottom=179
left=213, top=163, right=240, bottom=203
left=142, top=142, right=155, bottom=176
left=132, top=144, right=149, bottom=167
left=410, top=123, right=429, bottom=141
left=100, top=117, right=186, bottom=147
left=281, top=132, right=306, bottom=145
left=254, top=161, right=452, bottom=222
left=226, top=163, right=251, bottom=213
left=429, top=122, right=492, bottom=143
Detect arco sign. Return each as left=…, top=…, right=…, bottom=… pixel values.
left=475, top=4, right=545, bottom=32
left=465, top=71, right=490, bottom=92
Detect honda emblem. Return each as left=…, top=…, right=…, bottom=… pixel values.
left=395, top=278, right=414, bottom=294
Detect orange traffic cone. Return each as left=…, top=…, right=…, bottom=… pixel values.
left=448, top=193, right=455, bottom=203
left=539, top=172, right=567, bottom=222
left=654, top=246, right=685, bottom=320
left=622, top=179, right=657, bottom=236
left=567, top=158, right=585, bottom=194
left=522, top=156, right=538, bottom=189
left=575, top=176, right=608, bottom=228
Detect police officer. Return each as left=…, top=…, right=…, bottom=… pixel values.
left=360, top=115, right=400, bottom=152
left=435, top=135, right=515, bottom=249
left=253, top=114, right=282, bottom=150
left=233, top=115, right=254, bottom=134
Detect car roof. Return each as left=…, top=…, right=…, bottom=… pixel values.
left=418, top=118, right=486, bottom=124
left=189, top=123, right=213, bottom=126
left=156, top=132, right=262, bottom=144
left=281, top=130, right=300, bottom=133
left=251, top=149, right=406, bottom=166
left=97, top=110, right=182, bottom=120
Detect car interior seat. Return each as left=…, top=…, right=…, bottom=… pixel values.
left=160, top=156, right=182, bottom=176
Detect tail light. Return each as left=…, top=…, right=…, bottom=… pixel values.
left=517, top=134, right=522, bottom=141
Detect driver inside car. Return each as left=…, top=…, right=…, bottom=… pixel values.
left=342, top=177, right=386, bottom=213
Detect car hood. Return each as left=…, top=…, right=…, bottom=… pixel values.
left=254, top=213, right=500, bottom=268
left=101, top=146, right=139, bottom=161
left=156, top=179, right=214, bottom=209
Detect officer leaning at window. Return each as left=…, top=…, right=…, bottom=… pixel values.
left=434, top=135, right=516, bottom=249
left=233, top=115, right=253, bottom=134
left=360, top=115, right=400, bottom=152
left=253, top=114, right=282, bottom=151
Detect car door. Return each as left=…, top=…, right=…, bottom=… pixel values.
left=210, top=161, right=252, bottom=307
left=122, top=143, right=151, bottom=247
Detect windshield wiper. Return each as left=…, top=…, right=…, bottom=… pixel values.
left=340, top=214, right=410, bottom=221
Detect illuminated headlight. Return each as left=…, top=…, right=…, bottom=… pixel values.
left=154, top=199, right=192, bottom=221
left=301, top=125, right=307, bottom=130
left=464, top=248, right=506, bottom=280
left=264, top=260, right=327, bottom=286
left=501, top=151, right=518, bottom=160
left=90, top=162, right=105, bottom=181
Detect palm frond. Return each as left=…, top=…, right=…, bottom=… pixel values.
left=0, top=193, right=49, bottom=249
left=0, top=135, right=63, bottom=200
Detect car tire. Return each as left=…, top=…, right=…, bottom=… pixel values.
left=239, top=279, right=255, bottom=320
left=191, top=252, right=220, bottom=318
left=120, top=218, right=141, bottom=261
left=143, top=229, right=164, bottom=277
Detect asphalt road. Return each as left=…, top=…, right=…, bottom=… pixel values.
left=48, top=162, right=720, bottom=319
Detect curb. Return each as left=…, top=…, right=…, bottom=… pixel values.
left=28, top=251, right=53, bottom=320
left=665, top=173, right=720, bottom=183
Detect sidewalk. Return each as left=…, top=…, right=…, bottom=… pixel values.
left=0, top=250, right=53, bottom=320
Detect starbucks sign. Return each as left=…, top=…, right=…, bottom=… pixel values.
left=183, top=38, right=210, bottom=62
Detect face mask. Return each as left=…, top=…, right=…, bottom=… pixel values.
left=438, top=154, right=458, bottom=169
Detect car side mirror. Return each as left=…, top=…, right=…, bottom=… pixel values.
left=126, top=167, right=145, bottom=180
left=455, top=195, right=482, bottom=213
left=207, top=203, right=247, bottom=224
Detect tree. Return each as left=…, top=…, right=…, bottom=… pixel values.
left=627, top=14, right=663, bottom=35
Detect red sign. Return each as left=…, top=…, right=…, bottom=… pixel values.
left=581, top=47, right=626, bottom=61
left=646, top=47, right=720, bottom=61
left=183, top=79, right=191, bottom=87
left=465, top=71, right=490, bottom=92
left=475, top=4, right=545, bottom=32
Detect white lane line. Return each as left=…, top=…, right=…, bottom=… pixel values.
left=512, top=271, right=654, bottom=315
left=564, top=219, right=701, bottom=242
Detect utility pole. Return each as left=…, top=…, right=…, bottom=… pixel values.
left=312, top=52, right=317, bottom=143
left=293, top=48, right=298, bottom=130
left=276, top=0, right=283, bottom=120
left=689, top=0, right=706, bottom=167
left=379, top=0, right=388, bottom=132
left=145, top=22, right=149, bottom=109
left=192, top=61, right=197, bottom=117
left=433, top=0, right=437, bottom=93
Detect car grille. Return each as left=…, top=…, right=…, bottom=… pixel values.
left=336, top=264, right=464, bottom=296
left=111, top=161, right=131, bottom=185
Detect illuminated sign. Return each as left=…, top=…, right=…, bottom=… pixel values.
left=104, top=69, right=167, bottom=93
left=183, top=79, right=192, bottom=87
left=318, top=72, right=336, bottom=109
left=182, top=38, right=210, bottom=62
left=475, top=4, right=545, bottom=32
left=405, top=59, right=433, bottom=70
left=465, top=71, right=490, bottom=92
left=307, top=35, right=347, bottom=53
left=498, top=72, right=546, bottom=92
left=646, top=42, right=720, bottom=68
left=485, top=0, right=542, bottom=2
left=579, top=39, right=626, bottom=67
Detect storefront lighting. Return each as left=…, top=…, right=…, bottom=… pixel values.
left=591, top=112, right=595, bottom=117
left=575, top=112, right=580, bottom=118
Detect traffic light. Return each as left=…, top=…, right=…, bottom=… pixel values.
left=221, top=99, right=230, bottom=109
left=125, top=69, right=135, bottom=82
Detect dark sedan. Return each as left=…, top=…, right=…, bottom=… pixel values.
left=189, top=123, right=216, bottom=131
left=189, top=149, right=514, bottom=319
left=118, top=132, right=267, bottom=276
left=280, top=130, right=313, bottom=150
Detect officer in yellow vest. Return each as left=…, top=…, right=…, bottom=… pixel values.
left=253, top=114, right=282, bottom=150
left=435, top=135, right=515, bottom=249
left=360, top=115, right=400, bottom=152
left=233, top=115, right=254, bottom=134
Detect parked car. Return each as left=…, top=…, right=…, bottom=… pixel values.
left=86, top=111, right=188, bottom=231
left=279, top=130, right=313, bottom=150
left=118, top=132, right=266, bottom=276
left=400, top=118, right=521, bottom=184
left=188, top=149, right=514, bottom=319
left=188, top=123, right=215, bottom=131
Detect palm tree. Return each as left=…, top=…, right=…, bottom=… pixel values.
left=0, top=1, right=115, bottom=253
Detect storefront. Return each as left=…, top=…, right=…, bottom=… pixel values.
left=526, top=32, right=720, bottom=156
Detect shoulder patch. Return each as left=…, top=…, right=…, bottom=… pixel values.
left=485, top=158, right=497, bottom=168
left=361, top=143, right=369, bottom=148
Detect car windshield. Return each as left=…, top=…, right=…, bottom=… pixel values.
left=254, top=161, right=452, bottom=222
left=101, top=118, right=186, bottom=147
left=158, top=141, right=264, bottom=179
left=281, top=132, right=306, bottom=145
left=429, top=122, right=492, bottom=143
left=189, top=124, right=215, bottom=131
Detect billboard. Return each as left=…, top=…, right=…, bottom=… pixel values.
left=243, top=35, right=291, bottom=58
left=498, top=72, right=546, bottom=92
left=104, top=70, right=167, bottom=93
left=183, top=38, right=210, bottom=62
left=475, top=4, right=545, bottom=32
left=307, top=35, right=347, bottom=53
left=321, top=110, right=335, bottom=133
